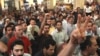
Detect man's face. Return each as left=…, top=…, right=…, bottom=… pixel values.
left=56, top=22, right=62, bottom=31
left=15, top=26, right=23, bottom=37
left=22, top=23, right=27, bottom=31
left=12, top=45, right=24, bottom=56
left=6, top=27, right=13, bottom=36
left=5, top=19, right=10, bottom=24
left=88, top=38, right=98, bottom=55
left=43, top=25, right=50, bottom=33
left=51, top=20, right=56, bottom=25
left=92, top=25, right=97, bottom=32
left=86, top=22, right=92, bottom=31
left=45, top=45, right=55, bottom=56
left=30, top=20, right=36, bottom=25
left=46, top=19, right=51, bottom=25
left=68, top=18, right=74, bottom=24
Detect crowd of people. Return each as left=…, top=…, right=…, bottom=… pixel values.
left=0, top=0, right=100, bottom=56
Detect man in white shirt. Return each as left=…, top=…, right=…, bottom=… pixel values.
left=51, top=21, right=68, bottom=46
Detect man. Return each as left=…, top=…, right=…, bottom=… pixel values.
left=38, top=24, right=53, bottom=51
left=1, top=24, right=13, bottom=44
left=62, top=15, right=75, bottom=37
left=85, top=21, right=94, bottom=36
left=22, top=22, right=33, bottom=40
left=10, top=40, right=31, bottom=56
left=27, top=19, right=39, bottom=40
left=51, top=21, right=68, bottom=47
left=49, top=18, right=56, bottom=34
left=35, top=38, right=56, bottom=56
left=7, top=24, right=32, bottom=54
left=79, top=36, right=98, bottom=56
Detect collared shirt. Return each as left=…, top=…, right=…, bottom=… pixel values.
left=51, top=29, right=68, bottom=46
left=85, top=30, right=94, bottom=36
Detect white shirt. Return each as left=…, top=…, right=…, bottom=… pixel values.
left=84, top=6, right=92, bottom=13
left=51, top=29, right=68, bottom=46
left=62, top=19, right=68, bottom=35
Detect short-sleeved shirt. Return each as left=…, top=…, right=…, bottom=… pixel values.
left=7, top=36, right=31, bottom=53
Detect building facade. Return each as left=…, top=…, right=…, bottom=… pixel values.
left=0, top=0, right=99, bottom=10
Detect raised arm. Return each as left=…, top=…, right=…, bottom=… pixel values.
left=38, top=13, right=49, bottom=35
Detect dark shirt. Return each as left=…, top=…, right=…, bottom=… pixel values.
left=34, top=50, right=44, bottom=56
left=1, top=35, right=8, bottom=44
left=35, top=50, right=57, bottom=56
left=38, top=34, right=53, bottom=50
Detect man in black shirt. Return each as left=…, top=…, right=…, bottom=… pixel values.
left=35, top=38, right=56, bottom=56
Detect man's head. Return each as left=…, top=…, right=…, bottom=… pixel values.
left=5, top=25, right=13, bottom=36
left=10, top=40, right=24, bottom=56
left=5, top=18, right=10, bottom=24
left=55, top=21, right=62, bottom=31
left=46, top=19, right=51, bottom=25
left=43, top=39, right=56, bottom=56
left=21, top=22, right=27, bottom=32
left=67, top=16, right=74, bottom=24
left=17, top=19, right=24, bottom=25
left=43, top=24, right=50, bottom=34
left=51, top=18, right=56, bottom=26
left=80, top=36, right=98, bottom=55
left=58, top=14, right=63, bottom=21
left=29, top=19, right=36, bottom=25
left=86, top=21, right=93, bottom=31
left=14, top=24, right=23, bottom=37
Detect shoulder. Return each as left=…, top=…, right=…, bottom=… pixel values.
left=1, top=36, right=7, bottom=40
left=8, top=36, right=16, bottom=41
left=51, top=29, right=58, bottom=35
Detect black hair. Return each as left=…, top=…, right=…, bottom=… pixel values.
left=7, top=23, right=15, bottom=30
left=17, top=19, right=24, bottom=22
left=55, top=21, right=62, bottom=25
left=10, top=40, right=24, bottom=50
left=67, top=16, right=74, bottom=20
left=42, top=38, right=56, bottom=49
left=43, top=24, right=51, bottom=28
left=51, top=17, right=56, bottom=21
left=5, top=24, right=13, bottom=32
left=13, top=24, right=22, bottom=31
left=29, top=18, right=36, bottom=22
left=80, top=36, right=92, bottom=51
